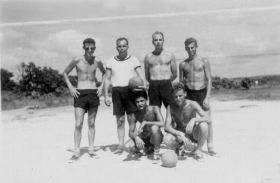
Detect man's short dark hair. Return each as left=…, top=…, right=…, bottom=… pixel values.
left=133, top=90, right=148, bottom=101
left=184, top=37, right=197, bottom=47
left=116, top=37, right=129, bottom=46
left=83, top=38, right=96, bottom=46
left=152, top=31, right=164, bottom=41
left=172, top=82, right=185, bottom=93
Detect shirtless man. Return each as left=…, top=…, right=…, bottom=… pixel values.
left=164, top=82, right=211, bottom=159
left=63, top=38, right=106, bottom=159
left=179, top=37, right=216, bottom=155
left=104, top=37, right=145, bottom=153
left=144, top=31, right=177, bottom=108
left=128, top=90, right=164, bottom=159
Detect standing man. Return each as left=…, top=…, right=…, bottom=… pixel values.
left=164, top=82, right=211, bottom=159
left=128, top=90, right=164, bottom=160
left=104, top=37, right=145, bottom=153
left=144, top=31, right=177, bottom=108
left=63, top=38, right=106, bottom=159
left=179, top=37, right=216, bottom=155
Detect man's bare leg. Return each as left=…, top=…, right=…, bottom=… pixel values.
left=206, top=110, right=217, bottom=155
left=150, top=125, right=162, bottom=150
left=73, top=107, right=85, bottom=158
left=116, top=114, right=126, bottom=152
left=150, top=125, right=162, bottom=159
left=88, top=107, right=98, bottom=156
left=192, top=122, right=208, bottom=159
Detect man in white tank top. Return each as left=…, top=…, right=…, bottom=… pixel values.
left=104, top=37, right=146, bottom=153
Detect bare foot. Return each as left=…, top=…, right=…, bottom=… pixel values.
left=88, top=147, right=96, bottom=157
left=71, top=149, right=80, bottom=160
left=208, top=147, right=218, bottom=156
left=190, top=150, right=204, bottom=160
left=114, top=146, right=125, bottom=154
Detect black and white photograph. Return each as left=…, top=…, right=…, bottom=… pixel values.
left=1, top=0, right=280, bottom=182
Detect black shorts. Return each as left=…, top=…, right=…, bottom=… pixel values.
left=185, top=87, right=208, bottom=110
left=74, top=89, right=99, bottom=112
left=112, top=86, right=137, bottom=115
left=148, top=79, right=174, bottom=108
left=137, top=129, right=163, bottom=147
left=176, top=126, right=198, bottom=143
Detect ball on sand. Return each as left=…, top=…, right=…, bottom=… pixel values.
left=161, top=151, right=178, bottom=168
left=128, top=76, right=144, bottom=91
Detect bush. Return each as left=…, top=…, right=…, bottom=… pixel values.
left=241, top=78, right=252, bottom=89
left=1, top=68, right=16, bottom=91
left=17, top=62, right=70, bottom=97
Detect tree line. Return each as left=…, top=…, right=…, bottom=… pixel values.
left=1, top=62, right=276, bottom=98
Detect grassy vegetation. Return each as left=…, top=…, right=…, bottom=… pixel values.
left=212, top=86, right=280, bottom=101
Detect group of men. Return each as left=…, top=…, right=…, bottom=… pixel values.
left=63, top=31, right=216, bottom=160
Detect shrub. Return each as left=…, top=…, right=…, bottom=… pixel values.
left=1, top=68, right=16, bottom=91
left=17, top=62, right=70, bottom=97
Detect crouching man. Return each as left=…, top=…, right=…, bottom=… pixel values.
left=164, top=82, right=211, bottom=159
left=128, top=90, right=164, bottom=160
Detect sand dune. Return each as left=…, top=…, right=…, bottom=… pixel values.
left=1, top=100, right=280, bottom=183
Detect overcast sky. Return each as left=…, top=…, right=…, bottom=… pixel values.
left=1, top=0, right=280, bottom=77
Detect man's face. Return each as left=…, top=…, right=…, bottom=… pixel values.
left=135, top=96, right=147, bottom=110
left=173, top=89, right=186, bottom=106
left=83, top=43, right=96, bottom=56
left=185, top=42, right=197, bottom=59
left=116, top=40, right=128, bottom=54
left=152, top=34, right=164, bottom=49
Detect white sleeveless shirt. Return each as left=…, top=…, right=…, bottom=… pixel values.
left=106, top=55, right=141, bottom=87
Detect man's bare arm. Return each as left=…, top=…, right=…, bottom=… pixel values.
left=192, top=102, right=211, bottom=124
left=141, top=106, right=164, bottom=127
left=135, top=67, right=147, bottom=89
left=129, top=114, right=145, bottom=149
left=164, top=106, right=184, bottom=137
left=170, top=53, right=177, bottom=81
left=203, top=58, right=212, bottom=99
left=97, top=60, right=106, bottom=96
left=144, top=55, right=151, bottom=83
left=63, top=59, right=80, bottom=98
left=104, top=69, right=112, bottom=106
left=128, top=114, right=138, bottom=139
left=179, top=62, right=184, bottom=83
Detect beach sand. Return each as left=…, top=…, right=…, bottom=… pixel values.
left=1, top=100, right=280, bottom=183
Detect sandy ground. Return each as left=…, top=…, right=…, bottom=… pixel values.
left=1, top=100, right=280, bottom=183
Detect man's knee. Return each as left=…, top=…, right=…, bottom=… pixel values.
left=163, top=133, right=178, bottom=149
left=75, top=122, right=83, bottom=131
left=88, top=120, right=95, bottom=129
left=116, top=115, right=125, bottom=127
left=150, top=125, right=160, bottom=134
left=198, top=122, right=209, bottom=135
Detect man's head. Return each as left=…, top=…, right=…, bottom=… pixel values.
left=152, top=31, right=164, bottom=49
left=116, top=37, right=129, bottom=55
left=83, top=38, right=96, bottom=56
left=184, top=37, right=198, bottom=59
left=133, top=90, right=148, bottom=110
left=172, top=82, right=186, bottom=106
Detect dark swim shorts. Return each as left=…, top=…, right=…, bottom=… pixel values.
left=148, top=79, right=175, bottom=108
left=112, top=86, right=137, bottom=115
left=74, top=89, right=99, bottom=112
left=176, top=126, right=198, bottom=143
left=185, top=87, right=208, bottom=110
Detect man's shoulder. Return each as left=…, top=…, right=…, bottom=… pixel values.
left=179, top=60, right=187, bottom=67
left=71, top=56, right=84, bottom=64
left=197, top=56, right=209, bottom=64
left=148, top=105, right=159, bottom=112
left=163, top=50, right=174, bottom=57
left=145, top=52, right=154, bottom=59
left=185, top=100, right=200, bottom=109
left=128, top=55, right=140, bottom=62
